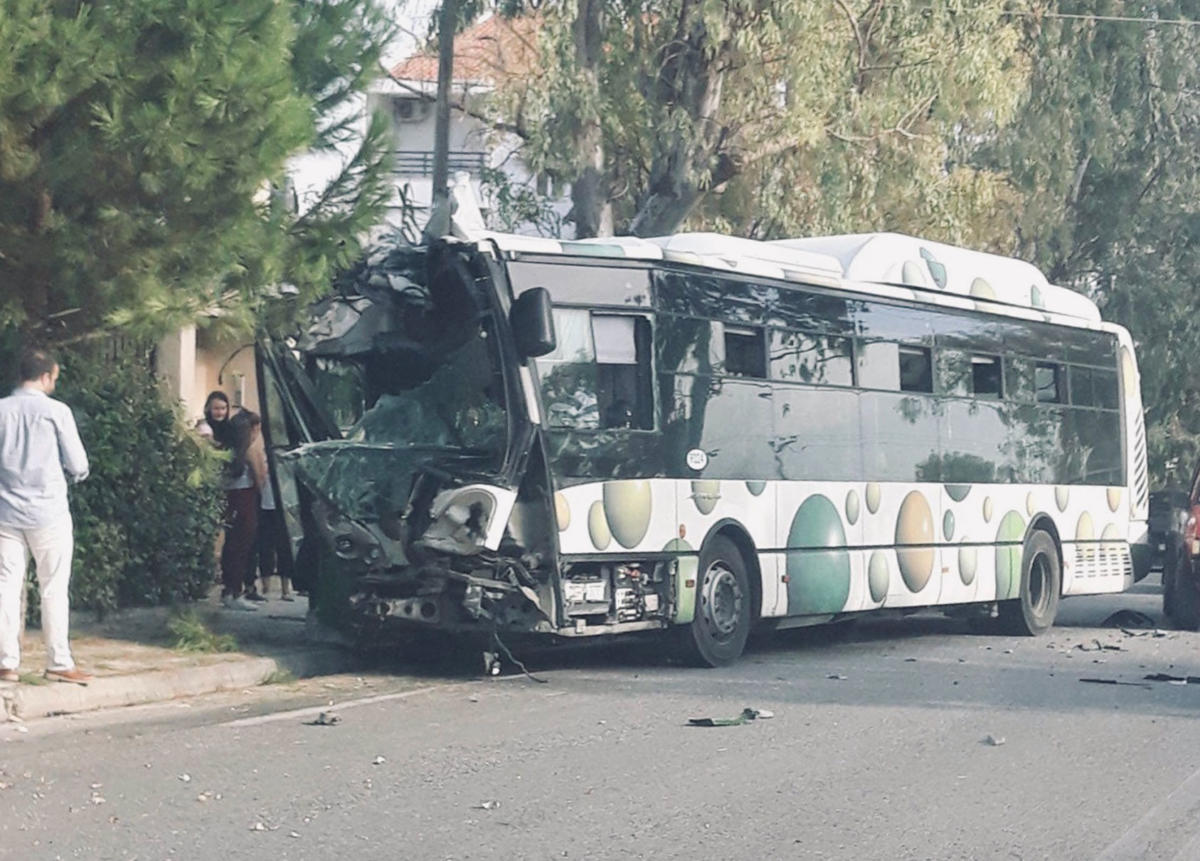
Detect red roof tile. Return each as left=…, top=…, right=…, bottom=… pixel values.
left=389, top=14, right=541, bottom=84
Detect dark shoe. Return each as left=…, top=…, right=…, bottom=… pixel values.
left=0, top=669, right=18, bottom=683
left=45, top=668, right=91, bottom=685
left=244, top=590, right=268, bottom=603
left=280, top=593, right=295, bottom=602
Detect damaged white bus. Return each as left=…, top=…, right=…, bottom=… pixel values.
left=259, top=224, right=1151, bottom=667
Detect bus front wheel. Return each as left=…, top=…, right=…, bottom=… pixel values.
left=1001, top=530, right=1061, bottom=636
left=678, top=535, right=751, bottom=667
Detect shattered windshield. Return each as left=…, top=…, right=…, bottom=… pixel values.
left=346, top=325, right=507, bottom=454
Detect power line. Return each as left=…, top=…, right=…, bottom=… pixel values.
left=1002, top=10, right=1200, bottom=27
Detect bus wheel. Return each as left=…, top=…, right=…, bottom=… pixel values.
left=1001, top=530, right=1061, bottom=636
left=679, top=535, right=751, bottom=667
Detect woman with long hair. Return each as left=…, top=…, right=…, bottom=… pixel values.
left=197, top=390, right=234, bottom=448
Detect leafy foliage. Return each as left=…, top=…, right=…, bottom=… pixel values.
left=975, top=3, right=1200, bottom=485
left=0, top=0, right=394, bottom=345
left=58, top=345, right=226, bottom=614
left=484, top=0, right=1031, bottom=239
left=167, top=608, right=238, bottom=653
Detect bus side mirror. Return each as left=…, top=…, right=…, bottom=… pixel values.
left=511, top=287, right=557, bottom=358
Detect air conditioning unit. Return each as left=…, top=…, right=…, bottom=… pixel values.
left=393, top=98, right=431, bottom=124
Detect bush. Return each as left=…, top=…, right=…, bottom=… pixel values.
left=54, top=347, right=226, bottom=614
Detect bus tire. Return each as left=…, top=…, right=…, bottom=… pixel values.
left=678, top=535, right=751, bottom=667
left=1001, top=530, right=1061, bottom=636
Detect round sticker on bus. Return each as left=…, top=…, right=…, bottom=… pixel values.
left=686, top=449, right=708, bottom=471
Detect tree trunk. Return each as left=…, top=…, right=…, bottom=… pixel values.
left=567, top=0, right=612, bottom=238
left=424, top=0, right=458, bottom=240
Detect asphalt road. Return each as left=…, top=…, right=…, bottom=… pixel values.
left=2, top=576, right=1199, bottom=861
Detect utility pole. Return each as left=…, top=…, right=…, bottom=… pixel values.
left=424, top=0, right=458, bottom=241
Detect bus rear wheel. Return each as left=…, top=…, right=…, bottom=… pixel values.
left=1001, top=530, right=1061, bottom=636
left=678, top=535, right=751, bottom=667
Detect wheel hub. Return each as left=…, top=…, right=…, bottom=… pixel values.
left=702, top=562, right=743, bottom=639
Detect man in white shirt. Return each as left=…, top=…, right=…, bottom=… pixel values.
left=0, top=350, right=91, bottom=685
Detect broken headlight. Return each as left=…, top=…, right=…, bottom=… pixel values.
left=419, top=486, right=500, bottom=555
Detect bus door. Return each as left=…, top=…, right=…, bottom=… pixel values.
left=255, top=341, right=340, bottom=594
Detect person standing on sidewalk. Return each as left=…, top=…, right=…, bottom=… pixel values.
left=220, top=410, right=262, bottom=611
left=0, top=350, right=91, bottom=685
left=247, top=418, right=293, bottom=601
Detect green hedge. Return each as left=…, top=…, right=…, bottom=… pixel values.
left=16, top=345, right=226, bottom=619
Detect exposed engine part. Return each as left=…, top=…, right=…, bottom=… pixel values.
left=561, top=561, right=669, bottom=624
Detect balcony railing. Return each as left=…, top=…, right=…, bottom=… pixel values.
left=393, top=150, right=487, bottom=177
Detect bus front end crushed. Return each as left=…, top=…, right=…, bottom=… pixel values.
left=261, top=238, right=563, bottom=642
left=290, top=444, right=556, bottom=637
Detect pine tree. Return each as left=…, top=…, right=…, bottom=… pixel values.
left=0, top=0, right=394, bottom=345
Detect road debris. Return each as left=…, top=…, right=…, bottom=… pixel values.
left=178, top=773, right=191, bottom=783
left=688, top=707, right=775, bottom=727
left=305, top=711, right=341, bottom=726
left=983, top=734, right=1006, bottom=747
left=251, top=822, right=266, bottom=832
left=1075, top=640, right=1125, bottom=652
left=1103, top=609, right=1156, bottom=629
left=475, top=800, right=501, bottom=810
left=1079, top=677, right=1152, bottom=689
left=826, top=673, right=847, bottom=680
left=372, top=756, right=386, bottom=765
left=1144, top=673, right=1200, bottom=684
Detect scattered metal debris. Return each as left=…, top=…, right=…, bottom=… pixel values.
left=1144, top=673, right=1200, bottom=684
left=305, top=711, right=341, bottom=726
left=688, top=707, right=775, bottom=727
left=372, top=756, right=386, bottom=765
left=1103, top=610, right=1156, bottom=629
left=983, top=734, right=1006, bottom=747
left=826, top=673, right=847, bottom=680
left=1076, top=640, right=1125, bottom=652
left=475, top=800, right=502, bottom=810
left=1079, top=677, right=1152, bottom=689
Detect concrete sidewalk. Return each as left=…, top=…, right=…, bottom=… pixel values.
left=1, top=590, right=358, bottom=722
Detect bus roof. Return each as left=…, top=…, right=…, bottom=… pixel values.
left=482, top=229, right=1101, bottom=324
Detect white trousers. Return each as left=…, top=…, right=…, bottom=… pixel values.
left=0, top=519, right=75, bottom=672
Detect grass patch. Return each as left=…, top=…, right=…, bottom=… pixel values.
left=263, top=668, right=297, bottom=685
left=167, top=609, right=238, bottom=654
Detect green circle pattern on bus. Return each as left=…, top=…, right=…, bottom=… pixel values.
left=691, top=480, right=720, bottom=515
left=786, top=495, right=851, bottom=614
left=994, top=511, right=1026, bottom=600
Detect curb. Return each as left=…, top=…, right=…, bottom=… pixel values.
left=1, top=648, right=358, bottom=722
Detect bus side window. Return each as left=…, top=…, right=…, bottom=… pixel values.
left=970, top=355, right=1003, bottom=399
left=723, top=326, right=767, bottom=378
left=1035, top=362, right=1065, bottom=404
left=898, top=346, right=933, bottom=393
left=592, top=314, right=653, bottom=430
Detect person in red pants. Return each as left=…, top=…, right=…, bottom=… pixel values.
left=220, top=410, right=264, bottom=611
